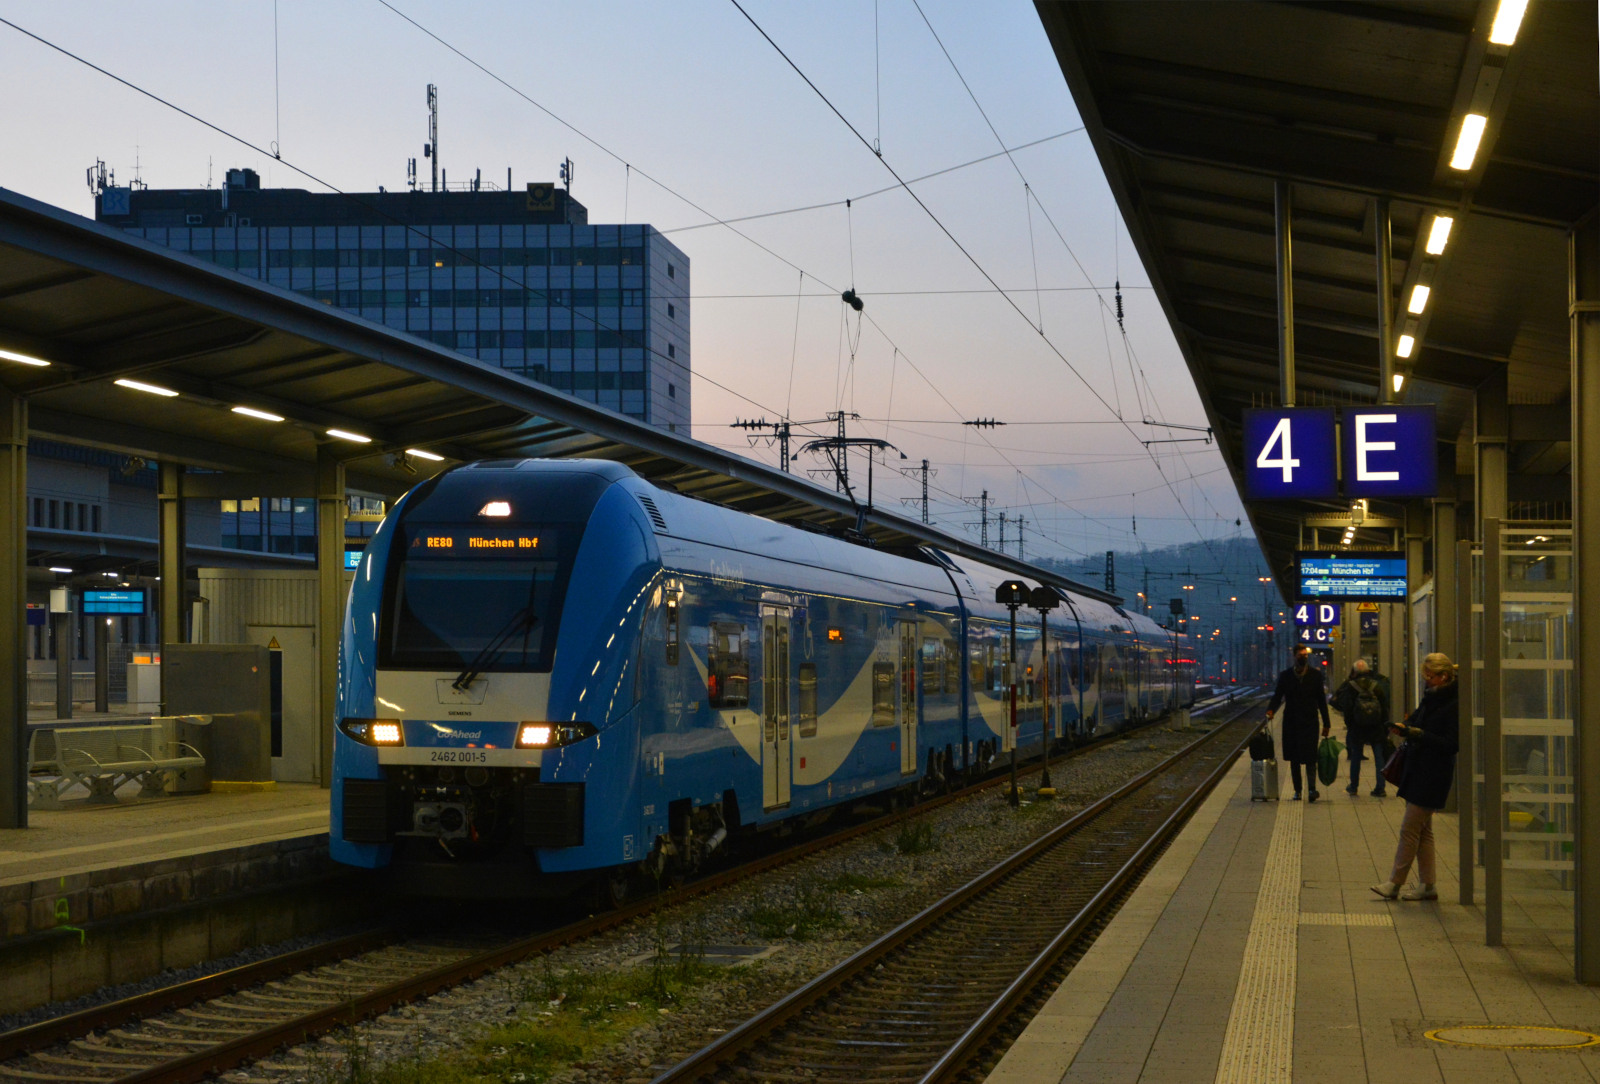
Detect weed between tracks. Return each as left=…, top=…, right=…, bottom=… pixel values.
left=312, top=944, right=726, bottom=1084
left=745, top=880, right=844, bottom=941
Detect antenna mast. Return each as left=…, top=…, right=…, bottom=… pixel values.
left=427, top=84, right=439, bottom=192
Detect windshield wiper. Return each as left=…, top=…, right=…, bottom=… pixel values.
left=452, top=607, right=538, bottom=690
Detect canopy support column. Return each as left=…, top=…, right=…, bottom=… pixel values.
left=1376, top=198, right=1397, bottom=403
left=1276, top=180, right=1295, bottom=407
left=317, top=447, right=346, bottom=790
left=157, top=462, right=185, bottom=714
left=0, top=391, right=25, bottom=829
left=1570, top=211, right=1600, bottom=981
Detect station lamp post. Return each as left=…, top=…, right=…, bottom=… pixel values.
left=1031, top=585, right=1062, bottom=795
left=995, top=579, right=1030, bottom=807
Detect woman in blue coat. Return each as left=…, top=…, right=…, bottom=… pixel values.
left=1372, top=653, right=1459, bottom=901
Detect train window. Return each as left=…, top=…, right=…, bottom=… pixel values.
left=707, top=622, right=749, bottom=709
left=969, top=648, right=985, bottom=692
left=798, top=663, right=818, bottom=737
left=871, top=662, right=896, bottom=726
left=384, top=525, right=569, bottom=673
left=944, top=644, right=960, bottom=695
left=922, top=638, right=942, bottom=694
left=665, top=594, right=680, bottom=665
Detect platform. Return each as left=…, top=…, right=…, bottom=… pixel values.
left=987, top=732, right=1599, bottom=1084
left=0, top=784, right=355, bottom=1016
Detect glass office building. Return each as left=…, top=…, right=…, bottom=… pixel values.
left=95, top=169, right=691, bottom=432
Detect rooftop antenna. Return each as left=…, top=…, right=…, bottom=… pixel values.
left=426, top=84, right=439, bottom=193
left=560, top=156, right=575, bottom=195
left=407, top=157, right=417, bottom=190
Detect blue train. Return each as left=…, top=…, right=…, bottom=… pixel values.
left=331, top=459, right=1196, bottom=898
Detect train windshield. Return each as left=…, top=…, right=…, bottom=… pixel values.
left=382, top=524, right=575, bottom=672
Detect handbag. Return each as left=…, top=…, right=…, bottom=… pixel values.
left=1382, top=740, right=1409, bottom=787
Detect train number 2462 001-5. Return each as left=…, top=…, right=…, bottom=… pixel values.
left=427, top=749, right=490, bottom=764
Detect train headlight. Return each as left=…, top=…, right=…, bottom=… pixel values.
left=340, top=717, right=405, bottom=746
left=518, top=724, right=554, bottom=747
left=515, top=722, right=597, bottom=748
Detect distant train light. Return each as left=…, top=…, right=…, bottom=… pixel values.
left=518, top=724, right=554, bottom=747
left=480, top=501, right=512, bottom=517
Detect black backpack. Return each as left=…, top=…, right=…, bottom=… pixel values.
left=1351, top=677, right=1382, bottom=723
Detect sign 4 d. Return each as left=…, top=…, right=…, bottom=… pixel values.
left=1242, top=408, right=1337, bottom=500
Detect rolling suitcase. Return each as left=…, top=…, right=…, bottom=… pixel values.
left=1251, top=758, right=1279, bottom=801
left=1248, top=731, right=1276, bottom=761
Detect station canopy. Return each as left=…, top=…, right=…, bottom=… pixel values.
left=1038, top=0, right=1598, bottom=588
left=0, top=187, right=1119, bottom=605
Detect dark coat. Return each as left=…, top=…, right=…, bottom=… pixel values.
left=1331, top=673, right=1389, bottom=742
left=1396, top=680, right=1459, bottom=810
left=1268, top=664, right=1331, bottom=763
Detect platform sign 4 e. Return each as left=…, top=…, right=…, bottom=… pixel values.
left=1242, top=408, right=1338, bottom=500
left=1342, top=406, right=1437, bottom=498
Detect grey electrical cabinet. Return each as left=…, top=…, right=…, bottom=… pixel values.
left=163, top=644, right=273, bottom=783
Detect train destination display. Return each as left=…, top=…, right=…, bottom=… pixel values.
left=1296, top=551, right=1408, bottom=601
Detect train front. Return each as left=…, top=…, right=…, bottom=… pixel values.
left=330, top=460, right=657, bottom=897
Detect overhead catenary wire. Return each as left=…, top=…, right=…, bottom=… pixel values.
left=376, top=0, right=1231, bottom=556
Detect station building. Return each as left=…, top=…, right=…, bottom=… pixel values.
left=94, top=169, right=692, bottom=433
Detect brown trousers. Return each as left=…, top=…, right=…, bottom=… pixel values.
left=1390, top=801, right=1437, bottom=885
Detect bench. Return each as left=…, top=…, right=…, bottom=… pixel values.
left=28, top=721, right=208, bottom=809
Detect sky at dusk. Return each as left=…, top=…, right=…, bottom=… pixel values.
left=0, top=1, right=1252, bottom=559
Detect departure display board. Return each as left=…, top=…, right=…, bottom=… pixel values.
left=405, top=527, right=548, bottom=556
left=82, top=590, right=145, bottom=614
left=1296, top=551, right=1408, bottom=601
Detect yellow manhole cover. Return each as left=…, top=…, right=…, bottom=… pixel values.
left=1425, top=1025, right=1600, bottom=1050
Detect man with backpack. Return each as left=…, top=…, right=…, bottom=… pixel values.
left=1332, top=657, right=1392, bottom=796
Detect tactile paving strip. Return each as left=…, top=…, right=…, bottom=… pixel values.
left=1213, top=799, right=1302, bottom=1084
left=1297, top=912, right=1393, bottom=926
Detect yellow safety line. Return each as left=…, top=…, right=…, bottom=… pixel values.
left=1213, top=798, right=1302, bottom=1084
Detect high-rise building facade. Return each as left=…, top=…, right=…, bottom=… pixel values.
left=95, top=169, right=691, bottom=431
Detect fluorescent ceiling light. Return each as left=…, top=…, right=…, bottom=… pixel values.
left=114, top=378, right=179, bottom=397
left=49, top=567, right=72, bottom=573
left=1393, top=373, right=1406, bottom=393
left=1397, top=334, right=1416, bottom=358
left=1425, top=215, right=1454, bottom=255
left=1408, top=285, right=1431, bottom=314
left=0, top=348, right=49, bottom=367
left=406, top=448, right=445, bottom=462
left=232, top=406, right=284, bottom=422
left=1488, top=0, right=1528, bottom=45
left=1450, top=113, right=1488, bottom=170
left=327, top=428, right=371, bottom=443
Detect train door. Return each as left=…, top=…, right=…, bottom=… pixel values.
left=899, top=621, right=918, bottom=774
left=761, top=607, right=792, bottom=811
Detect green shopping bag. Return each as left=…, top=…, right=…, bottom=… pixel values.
left=1317, top=735, right=1346, bottom=787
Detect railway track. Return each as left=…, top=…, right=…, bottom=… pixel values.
left=0, top=697, right=1255, bottom=1084
left=647, top=703, right=1262, bottom=1084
